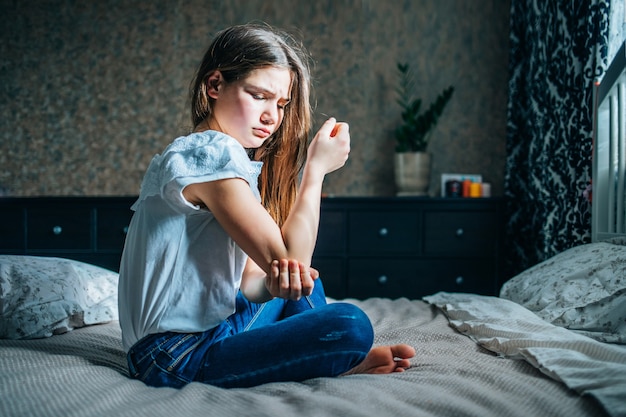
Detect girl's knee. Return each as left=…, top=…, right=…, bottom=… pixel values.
left=325, top=303, right=374, bottom=349
left=330, top=302, right=369, bottom=321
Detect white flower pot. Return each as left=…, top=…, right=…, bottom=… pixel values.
left=394, top=152, right=431, bottom=196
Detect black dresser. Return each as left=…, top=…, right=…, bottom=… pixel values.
left=0, top=196, right=505, bottom=300
left=312, top=197, right=505, bottom=299
left=0, top=197, right=136, bottom=272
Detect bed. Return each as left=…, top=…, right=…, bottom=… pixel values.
left=1, top=45, right=625, bottom=417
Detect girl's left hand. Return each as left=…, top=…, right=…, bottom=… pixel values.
left=267, top=259, right=320, bottom=300
left=306, top=117, right=350, bottom=175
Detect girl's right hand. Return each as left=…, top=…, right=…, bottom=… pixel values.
left=306, top=117, right=350, bottom=175
left=266, top=259, right=319, bottom=301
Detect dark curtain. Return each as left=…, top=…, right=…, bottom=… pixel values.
left=504, top=1, right=611, bottom=278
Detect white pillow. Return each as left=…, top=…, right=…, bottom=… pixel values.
left=0, top=255, right=119, bottom=339
left=500, top=240, right=626, bottom=344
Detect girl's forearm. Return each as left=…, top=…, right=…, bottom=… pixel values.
left=280, top=164, right=325, bottom=266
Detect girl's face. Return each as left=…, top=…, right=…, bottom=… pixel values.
left=208, top=66, right=292, bottom=149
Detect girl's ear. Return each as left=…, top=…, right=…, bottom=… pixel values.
left=206, top=71, right=223, bottom=99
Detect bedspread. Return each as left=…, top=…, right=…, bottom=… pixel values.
left=0, top=297, right=607, bottom=417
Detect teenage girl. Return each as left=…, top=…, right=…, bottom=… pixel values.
left=118, top=23, right=415, bottom=389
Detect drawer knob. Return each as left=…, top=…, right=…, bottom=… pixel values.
left=455, top=228, right=464, bottom=237
left=455, top=276, right=464, bottom=285
left=52, top=225, right=63, bottom=235
left=378, top=227, right=388, bottom=237
left=378, top=275, right=388, bottom=284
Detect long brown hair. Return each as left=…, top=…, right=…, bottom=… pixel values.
left=189, top=24, right=312, bottom=226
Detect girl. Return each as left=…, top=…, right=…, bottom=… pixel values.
left=118, top=23, right=415, bottom=389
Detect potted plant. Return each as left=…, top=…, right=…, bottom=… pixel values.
left=393, top=62, right=454, bottom=196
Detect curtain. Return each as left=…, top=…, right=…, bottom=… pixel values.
left=504, top=1, right=611, bottom=278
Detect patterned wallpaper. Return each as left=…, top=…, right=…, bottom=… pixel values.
left=0, top=0, right=510, bottom=197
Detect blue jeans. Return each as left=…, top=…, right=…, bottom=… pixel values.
left=127, top=280, right=374, bottom=388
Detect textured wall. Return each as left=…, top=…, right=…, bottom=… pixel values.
left=0, top=0, right=510, bottom=197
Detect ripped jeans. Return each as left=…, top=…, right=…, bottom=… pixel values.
left=126, top=280, right=374, bottom=388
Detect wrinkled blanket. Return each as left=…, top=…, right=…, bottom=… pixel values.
left=424, top=292, right=626, bottom=417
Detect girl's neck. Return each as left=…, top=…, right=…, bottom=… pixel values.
left=194, top=118, right=218, bottom=133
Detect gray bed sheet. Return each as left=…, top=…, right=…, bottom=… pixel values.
left=0, top=297, right=606, bottom=417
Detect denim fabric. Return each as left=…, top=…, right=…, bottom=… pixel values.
left=127, top=279, right=374, bottom=388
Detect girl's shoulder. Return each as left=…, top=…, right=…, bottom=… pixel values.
left=159, top=131, right=262, bottom=181
left=166, top=130, right=241, bottom=156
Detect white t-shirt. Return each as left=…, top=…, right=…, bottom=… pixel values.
left=118, top=130, right=263, bottom=351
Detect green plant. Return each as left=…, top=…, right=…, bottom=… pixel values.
left=394, top=62, right=454, bottom=152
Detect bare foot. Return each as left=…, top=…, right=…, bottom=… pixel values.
left=342, top=344, right=416, bottom=375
